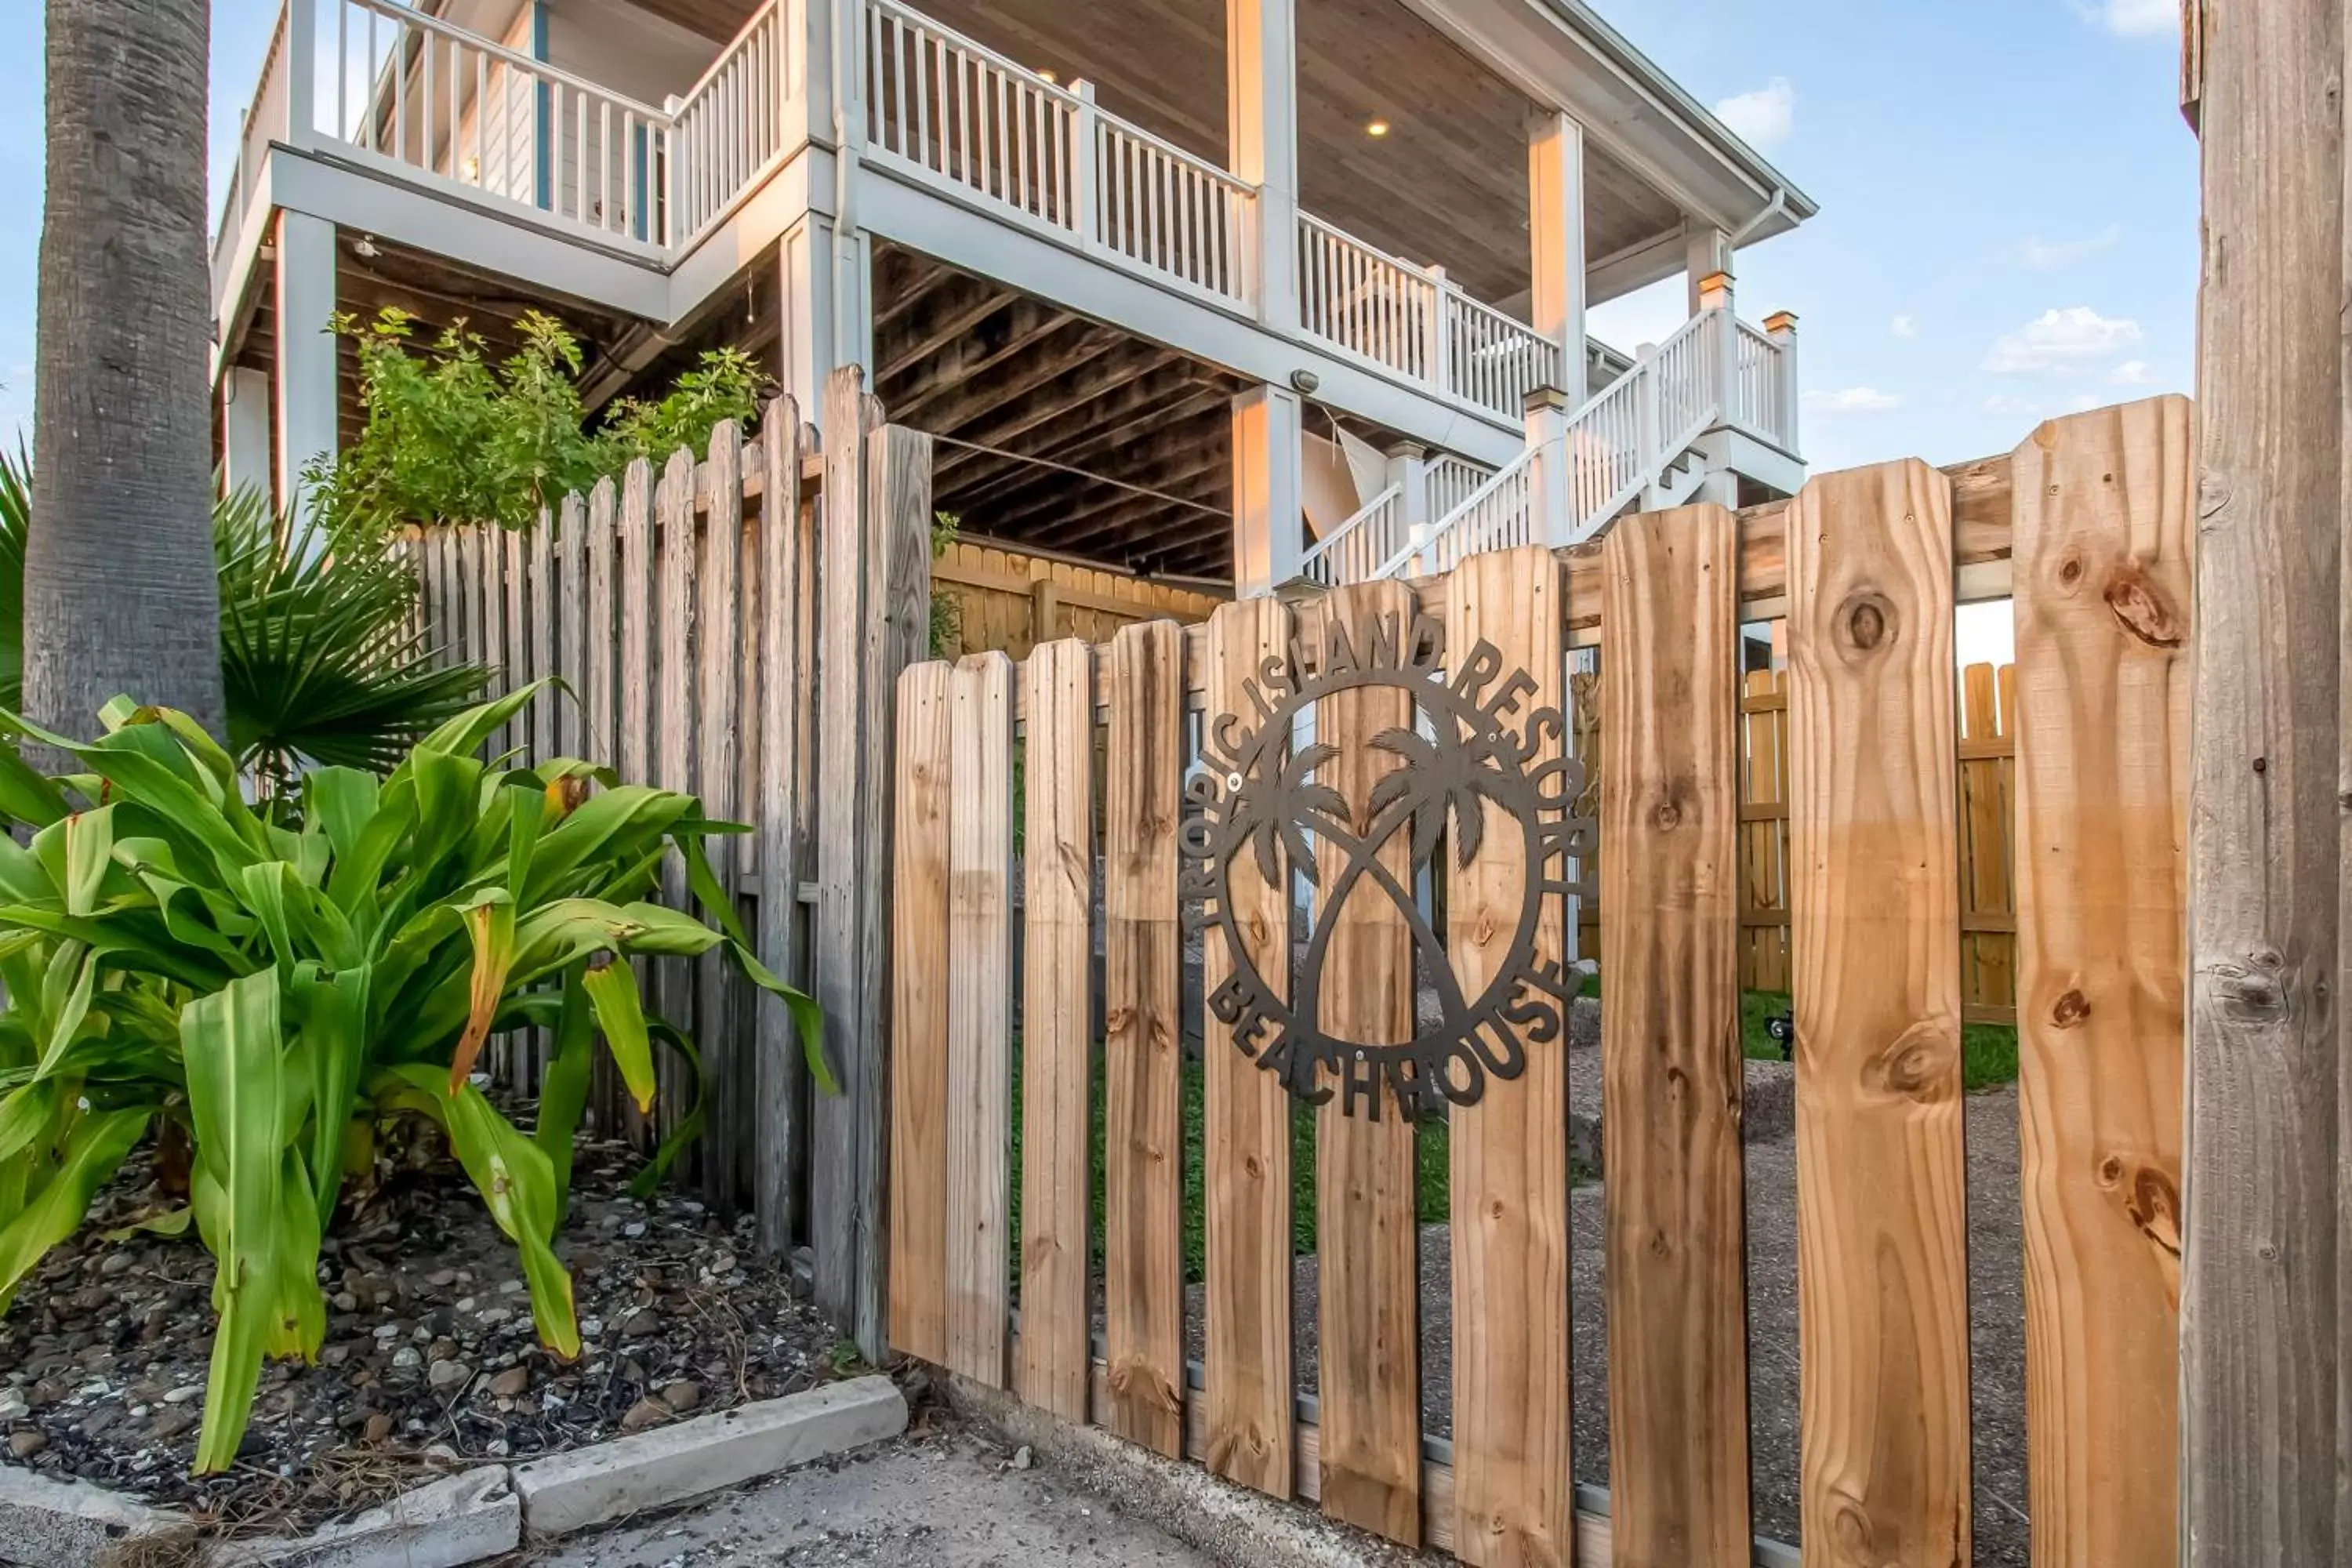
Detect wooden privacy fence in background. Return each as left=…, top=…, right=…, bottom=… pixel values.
left=884, top=395, right=2189, bottom=1568
left=1733, top=662, right=2020, bottom=1022
left=932, top=536, right=1224, bottom=659
left=403, top=366, right=935, bottom=1360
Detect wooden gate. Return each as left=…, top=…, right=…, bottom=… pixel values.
left=883, top=397, right=2190, bottom=1567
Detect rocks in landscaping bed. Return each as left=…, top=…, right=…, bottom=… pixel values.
left=0, top=1134, right=847, bottom=1542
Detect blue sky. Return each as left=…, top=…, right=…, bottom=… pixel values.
left=1, top=0, right=2194, bottom=488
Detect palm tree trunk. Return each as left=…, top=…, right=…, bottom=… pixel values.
left=25, top=0, right=225, bottom=741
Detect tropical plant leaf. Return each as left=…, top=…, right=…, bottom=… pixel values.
left=580, top=955, right=655, bottom=1112
left=180, top=970, right=289, bottom=1474
left=0, top=1105, right=148, bottom=1313
left=536, top=967, right=596, bottom=1214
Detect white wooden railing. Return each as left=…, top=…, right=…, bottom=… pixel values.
left=1298, top=216, right=1562, bottom=420
left=862, top=0, right=1253, bottom=307
left=1298, top=214, right=1439, bottom=385
left=317, top=0, right=673, bottom=245
left=1094, top=117, right=1256, bottom=303
left=1428, top=456, right=1496, bottom=521
left=1300, top=484, right=1406, bottom=588
left=1372, top=308, right=1731, bottom=579
left=1730, top=317, right=1798, bottom=451
left=669, top=0, right=791, bottom=246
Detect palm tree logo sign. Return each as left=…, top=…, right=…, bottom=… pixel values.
left=1181, top=608, right=1594, bottom=1123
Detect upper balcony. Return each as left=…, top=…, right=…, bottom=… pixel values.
left=212, top=0, right=1807, bottom=462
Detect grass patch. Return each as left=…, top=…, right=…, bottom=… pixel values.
left=1738, top=989, right=2019, bottom=1089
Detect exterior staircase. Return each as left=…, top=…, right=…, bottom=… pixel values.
left=1299, top=303, right=1796, bottom=585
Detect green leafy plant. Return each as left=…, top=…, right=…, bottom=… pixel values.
left=0, top=448, right=492, bottom=776
left=0, top=686, right=826, bottom=1472
left=308, top=310, right=772, bottom=538
left=929, top=510, right=960, bottom=656
left=600, top=348, right=767, bottom=469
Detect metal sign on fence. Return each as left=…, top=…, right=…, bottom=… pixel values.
left=1182, top=608, right=1595, bottom=1120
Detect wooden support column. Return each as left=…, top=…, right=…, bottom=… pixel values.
left=1231, top=385, right=1305, bottom=595
left=1228, top=0, right=1299, bottom=328
left=2180, top=0, right=2345, bottom=1562
left=273, top=209, right=338, bottom=523
left=220, top=367, right=270, bottom=506
left=1528, top=112, right=1588, bottom=403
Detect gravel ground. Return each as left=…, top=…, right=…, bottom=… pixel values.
left=545, top=1418, right=1217, bottom=1567
left=1185, top=1080, right=2028, bottom=1566
left=0, top=1134, right=848, bottom=1538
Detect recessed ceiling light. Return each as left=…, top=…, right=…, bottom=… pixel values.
left=1039, top=68, right=1058, bottom=83
left=1367, top=118, right=1390, bottom=137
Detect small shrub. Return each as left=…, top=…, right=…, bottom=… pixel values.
left=0, top=687, right=823, bottom=1472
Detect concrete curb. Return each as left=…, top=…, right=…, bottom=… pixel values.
left=0, top=1375, right=908, bottom=1568
left=513, top=1374, right=907, bottom=1536
left=208, top=1468, right=521, bottom=1568
left=0, top=1465, right=182, bottom=1568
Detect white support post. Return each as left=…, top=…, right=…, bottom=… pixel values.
left=285, top=0, right=318, bottom=151
left=1227, top=0, right=1299, bottom=328
left=1231, top=384, right=1305, bottom=595
left=786, top=0, right=835, bottom=158
left=1524, top=386, right=1572, bottom=546
left=1388, top=440, right=1432, bottom=570
left=778, top=212, right=872, bottom=437
left=1765, top=308, right=1801, bottom=454
left=1633, top=339, right=1662, bottom=506
left=274, top=210, right=339, bottom=523
left=1683, top=220, right=1732, bottom=317
left=1072, top=81, right=1100, bottom=249
left=1423, top=266, right=1450, bottom=395
left=220, top=368, right=271, bottom=506
left=1698, top=268, right=1736, bottom=422
left=1528, top=112, right=1588, bottom=403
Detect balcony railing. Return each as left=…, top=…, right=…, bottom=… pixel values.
left=1298, top=215, right=1563, bottom=421
left=213, top=0, right=1790, bottom=465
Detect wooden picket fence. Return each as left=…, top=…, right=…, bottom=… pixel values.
left=402, top=367, right=937, bottom=1359
left=1734, top=661, right=2020, bottom=1023
left=885, top=395, right=2190, bottom=1566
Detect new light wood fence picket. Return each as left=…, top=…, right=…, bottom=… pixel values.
left=885, top=395, right=2190, bottom=1568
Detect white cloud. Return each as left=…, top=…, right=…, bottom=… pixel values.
left=1714, top=78, right=1795, bottom=151
left=1890, top=314, right=1918, bottom=339
left=1984, top=307, right=2145, bottom=375
left=2109, top=358, right=2159, bottom=386
left=2022, top=223, right=2124, bottom=270
left=2086, top=0, right=2177, bottom=38
left=1805, top=386, right=1904, bottom=414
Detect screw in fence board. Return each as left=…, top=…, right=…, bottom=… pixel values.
left=2011, top=398, right=2189, bottom=1566
left=884, top=658, right=953, bottom=1364
left=698, top=420, right=746, bottom=1208
left=1102, top=617, right=1187, bottom=1458
left=1017, top=637, right=1096, bottom=1423
left=1199, top=597, right=1296, bottom=1498
left=1786, top=458, right=1969, bottom=1566
left=754, top=402, right=810, bottom=1256
left=811, top=368, right=879, bottom=1341
left=1305, top=580, right=1422, bottom=1548
left=1446, top=546, right=1576, bottom=1566
left=1598, top=511, right=1749, bottom=1568
left=945, top=652, right=1014, bottom=1386
left=655, top=445, right=703, bottom=1155
left=2182, top=3, right=2344, bottom=1559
